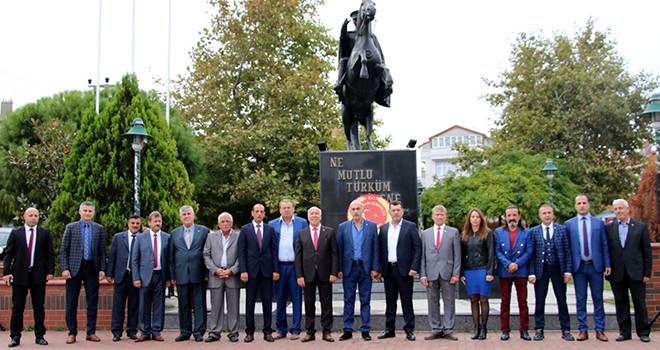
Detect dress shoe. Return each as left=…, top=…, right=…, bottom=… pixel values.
left=290, top=333, right=299, bottom=340
left=615, top=334, right=631, bottom=341
left=471, top=325, right=481, bottom=340
left=561, top=330, right=575, bottom=341
left=8, top=338, right=20, bottom=348
left=301, top=334, right=316, bottom=342
left=205, top=335, right=220, bottom=342
left=127, top=334, right=138, bottom=340
left=424, top=332, right=443, bottom=340
left=135, top=335, right=150, bottom=342
left=640, top=335, right=650, bottom=342
left=322, top=333, right=334, bottom=342
left=264, top=334, right=275, bottom=342
left=500, top=331, right=510, bottom=341
left=595, top=331, right=608, bottom=342
left=86, top=334, right=101, bottom=342
left=520, top=330, right=531, bottom=341
left=112, top=335, right=121, bottom=342
left=534, top=330, right=544, bottom=341
left=378, top=331, right=395, bottom=339
left=66, top=335, right=76, bottom=344
left=194, top=336, right=203, bottom=342
left=153, top=335, right=165, bottom=342
left=228, top=334, right=239, bottom=342
left=339, top=331, right=352, bottom=341
left=444, top=332, right=458, bottom=341
left=175, top=334, right=190, bottom=342
left=244, top=334, right=254, bottom=343
left=478, top=327, right=488, bottom=340
left=273, top=332, right=287, bottom=340
left=35, top=337, right=48, bottom=346
left=405, top=332, right=416, bottom=341
left=576, top=331, right=588, bottom=341
left=362, top=331, right=372, bottom=341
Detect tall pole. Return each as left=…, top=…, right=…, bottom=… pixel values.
left=95, top=0, right=103, bottom=114
left=165, top=0, right=172, bottom=127
left=133, top=149, right=141, bottom=215
left=131, top=0, right=136, bottom=73
left=548, top=177, right=554, bottom=207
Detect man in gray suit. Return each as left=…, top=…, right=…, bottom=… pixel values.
left=420, top=205, right=461, bottom=341
left=169, top=205, right=210, bottom=342
left=203, top=212, right=241, bottom=343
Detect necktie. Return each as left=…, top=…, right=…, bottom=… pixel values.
left=313, top=227, right=319, bottom=251
left=256, top=224, right=263, bottom=250
left=128, top=234, right=136, bottom=270
left=153, top=233, right=158, bottom=269
left=83, top=224, right=90, bottom=260
left=185, top=228, right=192, bottom=249
left=582, top=217, right=589, bottom=257
left=545, top=226, right=550, bottom=241
left=435, top=226, right=441, bottom=249
left=28, top=227, right=34, bottom=267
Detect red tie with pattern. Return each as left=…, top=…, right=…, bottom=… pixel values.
left=313, top=227, right=319, bottom=251
left=436, top=226, right=441, bottom=249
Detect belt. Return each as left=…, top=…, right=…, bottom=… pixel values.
left=581, top=260, right=593, bottom=265
left=388, top=262, right=398, bottom=267
left=352, top=260, right=364, bottom=265
left=125, top=269, right=132, bottom=274
left=279, top=261, right=295, bottom=265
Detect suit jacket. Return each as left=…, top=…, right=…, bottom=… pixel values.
left=60, top=220, right=106, bottom=278
left=494, top=226, right=532, bottom=278
left=528, top=223, right=573, bottom=278
left=420, top=225, right=461, bottom=280
left=168, top=224, right=209, bottom=284
left=295, top=225, right=338, bottom=282
left=107, top=230, right=137, bottom=284
left=268, top=216, right=308, bottom=256
left=3, top=226, right=54, bottom=286
left=565, top=215, right=610, bottom=273
left=337, top=219, right=380, bottom=276
left=238, top=222, right=279, bottom=277
left=204, top=230, right=241, bottom=289
left=605, top=219, right=652, bottom=283
left=379, top=219, right=422, bottom=277
left=131, top=230, right=171, bottom=285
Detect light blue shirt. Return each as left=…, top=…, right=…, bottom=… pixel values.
left=578, top=214, right=593, bottom=260
left=80, top=220, right=93, bottom=260
left=278, top=218, right=295, bottom=262
left=618, top=218, right=630, bottom=248
left=221, top=232, right=231, bottom=268
left=351, top=221, right=364, bottom=261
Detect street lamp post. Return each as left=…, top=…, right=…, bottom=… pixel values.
left=640, top=93, right=660, bottom=222
left=123, top=118, right=151, bottom=215
left=542, top=158, right=558, bottom=206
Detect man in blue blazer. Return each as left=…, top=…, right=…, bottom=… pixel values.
left=60, top=201, right=106, bottom=344
left=528, top=204, right=574, bottom=341
left=106, top=214, right=142, bottom=341
left=238, top=203, right=280, bottom=343
left=377, top=201, right=421, bottom=341
left=565, top=194, right=611, bottom=342
left=337, top=200, right=380, bottom=341
left=494, top=206, right=533, bottom=341
left=132, top=211, right=170, bottom=342
left=169, top=206, right=210, bottom=342
left=268, top=199, right=308, bottom=340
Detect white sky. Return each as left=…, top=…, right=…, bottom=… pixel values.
left=1, top=0, right=658, bottom=149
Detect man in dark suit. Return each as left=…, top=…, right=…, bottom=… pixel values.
left=605, top=199, right=652, bottom=343
left=337, top=200, right=380, bottom=341
left=168, top=205, right=209, bottom=342
left=238, top=203, right=279, bottom=343
left=60, top=201, right=106, bottom=344
left=3, top=207, right=54, bottom=347
left=132, top=211, right=170, bottom=342
left=377, top=201, right=421, bottom=341
left=565, top=194, right=611, bottom=342
left=269, top=199, right=308, bottom=340
left=295, top=206, right=338, bottom=342
left=106, top=214, right=142, bottom=342
left=528, top=204, right=574, bottom=341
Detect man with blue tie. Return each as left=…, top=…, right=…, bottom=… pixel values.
left=565, top=194, right=611, bottom=342
left=106, top=214, right=142, bottom=342
left=269, top=199, right=308, bottom=340
left=60, top=201, right=106, bottom=344
left=337, top=200, right=380, bottom=342
left=528, top=204, right=574, bottom=341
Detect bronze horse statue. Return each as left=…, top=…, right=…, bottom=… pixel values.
left=335, top=0, right=392, bottom=150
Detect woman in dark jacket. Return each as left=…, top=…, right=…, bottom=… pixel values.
left=460, top=208, right=494, bottom=340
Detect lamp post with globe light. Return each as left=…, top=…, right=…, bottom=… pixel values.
left=639, top=93, right=660, bottom=222
left=123, top=118, right=151, bottom=215
left=542, top=158, right=558, bottom=206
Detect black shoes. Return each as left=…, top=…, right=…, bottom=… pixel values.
left=339, top=331, right=352, bottom=341
left=35, top=337, right=48, bottom=346
left=562, top=330, right=575, bottom=341
left=8, top=338, right=20, bottom=348
left=405, top=332, right=416, bottom=341
left=377, top=331, right=395, bottom=339
left=471, top=325, right=481, bottom=340
left=205, top=335, right=220, bottom=342
left=501, top=331, right=510, bottom=341
left=479, top=327, right=488, bottom=340
left=640, top=335, right=650, bottom=343
left=175, top=334, right=190, bottom=342
left=615, top=334, right=632, bottom=342
left=520, top=330, right=531, bottom=341
left=534, top=329, right=544, bottom=341
left=112, top=335, right=121, bottom=342
left=228, top=333, right=239, bottom=342
left=362, top=331, right=372, bottom=341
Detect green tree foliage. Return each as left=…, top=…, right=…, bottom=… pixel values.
left=629, top=157, right=660, bottom=242
left=422, top=149, right=580, bottom=228
left=45, top=74, right=195, bottom=263
left=485, top=19, right=658, bottom=204
left=175, top=0, right=361, bottom=224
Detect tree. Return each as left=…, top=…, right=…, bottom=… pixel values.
left=485, top=19, right=658, bottom=205
left=45, top=74, right=195, bottom=265
left=422, top=149, right=580, bottom=228
left=629, top=157, right=660, bottom=242
left=175, top=0, right=384, bottom=224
